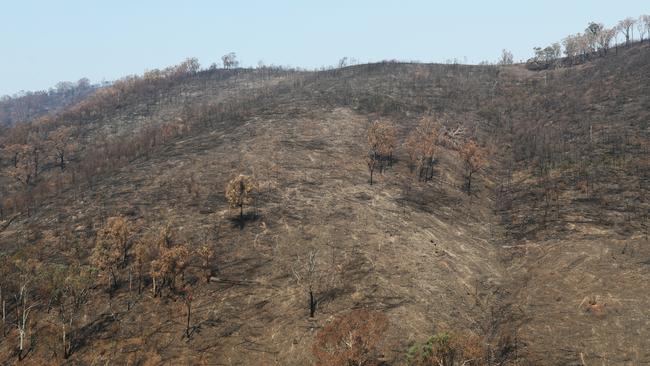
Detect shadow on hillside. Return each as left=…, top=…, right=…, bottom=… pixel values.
left=70, top=313, right=118, bottom=355
left=229, top=212, right=260, bottom=230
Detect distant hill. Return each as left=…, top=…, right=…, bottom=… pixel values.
left=0, top=79, right=98, bottom=127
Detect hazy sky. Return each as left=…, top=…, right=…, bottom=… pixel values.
left=1, top=0, right=648, bottom=95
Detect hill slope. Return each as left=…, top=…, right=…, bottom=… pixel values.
left=0, top=44, right=648, bottom=365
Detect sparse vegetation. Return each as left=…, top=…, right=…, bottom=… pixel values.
left=406, top=332, right=487, bottom=366
left=0, top=12, right=648, bottom=364
left=312, top=310, right=389, bottom=366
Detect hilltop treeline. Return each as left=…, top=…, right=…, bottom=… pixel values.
left=524, top=14, right=650, bottom=69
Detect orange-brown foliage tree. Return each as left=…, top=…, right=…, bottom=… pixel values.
left=196, top=245, right=216, bottom=283
left=47, top=126, right=77, bottom=171
left=312, top=309, right=389, bottom=366
left=367, top=120, right=397, bottom=178
left=459, top=140, right=486, bottom=195
left=225, top=175, right=258, bottom=219
left=405, top=117, right=438, bottom=182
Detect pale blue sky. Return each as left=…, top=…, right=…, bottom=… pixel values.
left=1, top=0, right=648, bottom=95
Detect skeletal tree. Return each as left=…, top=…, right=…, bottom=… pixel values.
left=365, top=155, right=378, bottom=185
left=563, top=34, right=581, bottom=62
left=11, top=259, right=41, bottom=360
left=596, top=28, right=616, bottom=54
left=225, top=175, right=258, bottom=220
left=58, top=265, right=93, bottom=359
left=617, top=17, right=636, bottom=46
left=636, top=15, right=650, bottom=43
left=498, top=49, right=514, bottom=65
left=576, top=32, right=591, bottom=59
left=221, top=52, right=239, bottom=69
left=338, top=57, right=349, bottom=68
left=180, top=286, right=193, bottom=339
left=292, top=250, right=323, bottom=318
left=638, top=15, right=649, bottom=43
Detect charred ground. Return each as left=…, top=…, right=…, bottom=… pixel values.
left=0, top=43, right=648, bottom=365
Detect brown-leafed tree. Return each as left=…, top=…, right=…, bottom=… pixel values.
left=196, top=245, right=216, bottom=283
left=312, top=309, right=389, bottom=366
left=404, top=117, right=438, bottom=182
left=225, top=175, right=258, bottom=220
left=47, top=126, right=77, bottom=171
left=90, top=233, right=121, bottom=291
left=150, top=244, right=190, bottom=296
left=6, top=144, right=34, bottom=186
left=367, top=120, right=397, bottom=172
left=133, top=237, right=160, bottom=294
left=459, top=140, right=486, bottom=195
left=97, top=216, right=134, bottom=266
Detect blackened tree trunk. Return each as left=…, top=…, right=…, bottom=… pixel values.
left=309, top=289, right=316, bottom=318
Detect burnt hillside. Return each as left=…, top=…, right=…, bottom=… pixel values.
left=0, top=43, right=648, bottom=365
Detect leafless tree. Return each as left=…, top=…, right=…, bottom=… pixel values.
left=221, top=52, right=239, bottom=69
left=563, top=34, right=581, bottom=62
left=365, top=155, right=377, bottom=185
left=498, top=49, right=514, bottom=65
left=292, top=250, right=327, bottom=318
left=637, top=15, right=649, bottom=43
left=11, top=260, right=40, bottom=360
left=596, top=28, right=616, bottom=54
left=58, top=265, right=93, bottom=359
left=618, top=17, right=636, bottom=46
